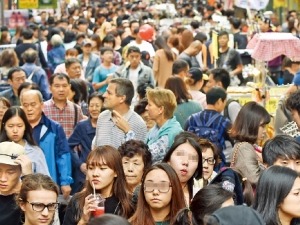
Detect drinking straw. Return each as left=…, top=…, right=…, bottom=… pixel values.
left=92, top=182, right=96, bottom=198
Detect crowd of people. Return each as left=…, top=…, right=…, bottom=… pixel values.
left=1, top=1, right=300, bottom=225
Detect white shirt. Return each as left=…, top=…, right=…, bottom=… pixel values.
left=127, top=40, right=155, bottom=58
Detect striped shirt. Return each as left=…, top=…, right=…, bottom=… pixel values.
left=94, top=109, right=147, bottom=149
left=43, top=99, right=84, bottom=138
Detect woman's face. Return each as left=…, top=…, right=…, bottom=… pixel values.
left=202, top=148, right=215, bottom=180
left=88, top=97, right=103, bottom=120
left=5, top=115, right=25, bottom=144
left=0, top=101, right=9, bottom=121
left=257, top=122, right=267, bottom=143
left=144, top=169, right=172, bottom=211
left=122, top=154, right=145, bottom=190
left=168, top=142, right=199, bottom=184
left=20, top=189, right=58, bottom=225
left=146, top=99, right=163, bottom=121
left=278, top=177, right=300, bottom=221
left=87, top=158, right=116, bottom=196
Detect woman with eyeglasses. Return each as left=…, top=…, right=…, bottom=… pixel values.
left=194, top=139, right=219, bottom=188
left=130, top=163, right=185, bottom=225
left=18, top=173, right=60, bottom=225
left=162, top=132, right=203, bottom=205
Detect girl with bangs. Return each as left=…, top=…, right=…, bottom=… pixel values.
left=63, top=146, right=133, bottom=225
left=130, top=163, right=186, bottom=225
left=230, top=101, right=271, bottom=186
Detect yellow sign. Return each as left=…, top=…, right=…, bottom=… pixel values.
left=19, top=0, right=38, bottom=9
left=212, top=30, right=219, bottom=63
left=274, top=0, right=286, bottom=8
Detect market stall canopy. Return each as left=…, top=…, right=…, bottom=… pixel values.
left=247, top=32, right=300, bottom=61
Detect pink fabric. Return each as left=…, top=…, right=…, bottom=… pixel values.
left=247, top=33, right=300, bottom=61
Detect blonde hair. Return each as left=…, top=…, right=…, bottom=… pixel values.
left=146, top=87, right=177, bottom=119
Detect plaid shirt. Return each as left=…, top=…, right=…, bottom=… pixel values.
left=43, top=99, right=84, bottom=138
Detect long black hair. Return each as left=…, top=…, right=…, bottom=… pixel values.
left=0, top=106, right=36, bottom=145
left=253, top=166, right=299, bottom=225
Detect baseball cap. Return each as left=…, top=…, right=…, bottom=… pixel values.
left=0, top=142, right=25, bottom=165
left=209, top=205, right=266, bottom=225
left=82, top=39, right=92, bottom=46
left=188, top=67, right=208, bottom=82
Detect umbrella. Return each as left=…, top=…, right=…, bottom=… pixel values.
left=247, top=32, right=300, bottom=61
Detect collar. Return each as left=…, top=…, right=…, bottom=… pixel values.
left=50, top=98, right=69, bottom=109
left=108, top=109, right=133, bottom=122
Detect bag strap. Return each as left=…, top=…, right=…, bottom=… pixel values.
left=27, top=68, right=39, bottom=81
left=230, top=142, right=245, bottom=168
left=205, top=113, right=221, bottom=127
left=73, top=103, right=78, bottom=128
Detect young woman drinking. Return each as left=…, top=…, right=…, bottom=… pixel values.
left=63, top=146, right=133, bottom=225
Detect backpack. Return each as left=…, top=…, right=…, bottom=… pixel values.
left=187, top=112, right=225, bottom=157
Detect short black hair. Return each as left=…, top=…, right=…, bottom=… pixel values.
left=127, top=46, right=141, bottom=56
left=210, top=68, right=231, bottom=90
left=206, top=87, right=227, bottom=105
left=230, top=18, right=241, bottom=29
left=102, top=34, right=116, bottom=48
left=218, top=30, right=229, bottom=39
left=49, top=73, right=70, bottom=85
left=129, top=19, right=139, bottom=28
left=21, top=28, right=34, bottom=40
left=118, top=139, right=152, bottom=173
left=286, top=90, right=300, bottom=115
left=262, top=135, right=300, bottom=166
left=7, top=67, right=26, bottom=80
left=172, top=59, right=189, bottom=75
left=190, top=20, right=200, bottom=29
left=100, top=46, right=114, bottom=55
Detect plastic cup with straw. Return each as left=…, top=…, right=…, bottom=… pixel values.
left=92, top=182, right=105, bottom=217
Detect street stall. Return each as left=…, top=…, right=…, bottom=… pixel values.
left=228, top=32, right=300, bottom=116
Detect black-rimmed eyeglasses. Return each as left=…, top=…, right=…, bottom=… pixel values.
left=202, top=157, right=216, bottom=165
left=26, top=201, right=59, bottom=212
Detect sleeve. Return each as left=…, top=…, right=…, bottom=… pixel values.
left=92, top=67, right=101, bottom=83
left=76, top=105, right=85, bottom=122
left=234, top=51, right=243, bottom=66
left=38, top=43, right=48, bottom=69
left=62, top=197, right=78, bottom=225
left=234, top=144, right=262, bottom=185
left=147, top=68, right=156, bottom=87
left=38, top=70, right=51, bottom=100
left=34, top=148, right=51, bottom=176
left=47, top=51, right=55, bottom=73
left=55, top=124, right=73, bottom=186
left=133, top=119, right=148, bottom=142
left=68, top=124, right=84, bottom=168
left=147, top=135, right=169, bottom=163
